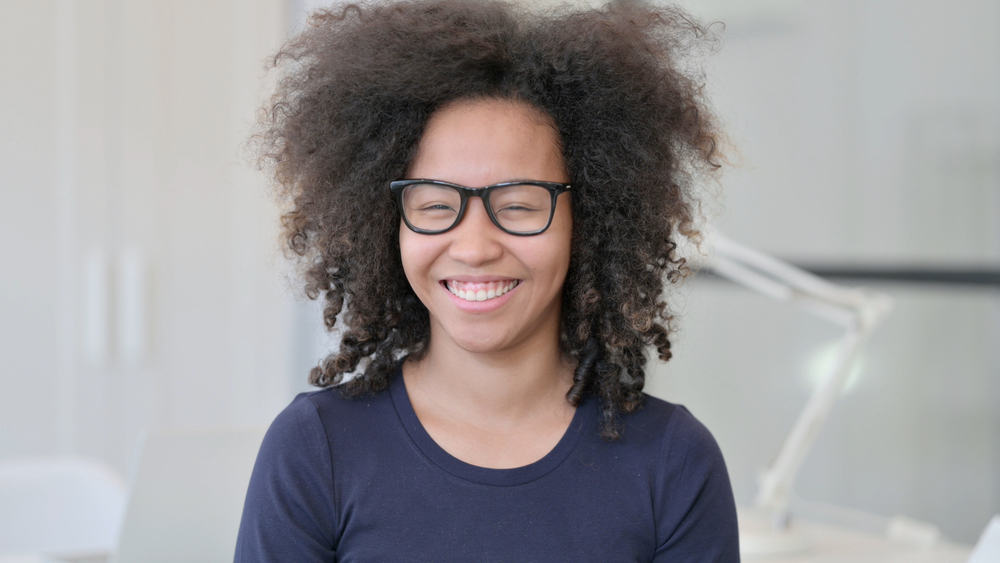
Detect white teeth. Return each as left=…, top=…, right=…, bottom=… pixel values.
left=446, top=279, right=520, bottom=302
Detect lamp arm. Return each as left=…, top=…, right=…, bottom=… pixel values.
left=754, top=321, right=869, bottom=514
left=698, top=231, right=892, bottom=527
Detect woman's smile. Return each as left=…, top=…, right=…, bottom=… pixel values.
left=440, top=278, right=523, bottom=314
left=443, top=279, right=521, bottom=302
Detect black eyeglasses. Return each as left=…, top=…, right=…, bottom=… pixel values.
left=389, top=179, right=571, bottom=236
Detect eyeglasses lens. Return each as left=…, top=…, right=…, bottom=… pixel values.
left=401, top=183, right=552, bottom=234
left=401, top=183, right=462, bottom=232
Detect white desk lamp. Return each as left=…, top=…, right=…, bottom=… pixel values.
left=698, top=231, right=893, bottom=556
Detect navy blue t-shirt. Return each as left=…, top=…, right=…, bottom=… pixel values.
left=235, top=372, right=739, bottom=562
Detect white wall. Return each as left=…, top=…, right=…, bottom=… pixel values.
left=1, top=0, right=295, bottom=475
left=684, top=0, right=999, bottom=262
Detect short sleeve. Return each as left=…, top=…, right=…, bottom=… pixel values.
left=234, top=394, right=337, bottom=562
left=652, top=405, right=740, bottom=562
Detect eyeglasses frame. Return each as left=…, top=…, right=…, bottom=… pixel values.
left=389, top=178, right=572, bottom=236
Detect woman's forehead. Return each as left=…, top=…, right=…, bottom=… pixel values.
left=407, top=98, right=568, bottom=185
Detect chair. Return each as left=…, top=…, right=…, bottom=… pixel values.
left=0, top=457, right=126, bottom=560
left=112, top=427, right=265, bottom=563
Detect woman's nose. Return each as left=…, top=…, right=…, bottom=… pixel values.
left=446, top=197, right=504, bottom=265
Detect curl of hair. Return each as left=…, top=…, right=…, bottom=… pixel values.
left=255, top=0, right=722, bottom=439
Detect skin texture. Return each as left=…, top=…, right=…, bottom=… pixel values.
left=400, top=98, right=576, bottom=468
left=257, top=0, right=723, bottom=438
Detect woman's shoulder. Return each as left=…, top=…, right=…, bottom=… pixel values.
left=619, top=393, right=721, bottom=454
left=613, top=393, right=732, bottom=494
left=620, top=395, right=739, bottom=559
left=267, top=383, right=396, bottom=443
left=242, top=384, right=398, bottom=522
left=237, top=387, right=385, bottom=560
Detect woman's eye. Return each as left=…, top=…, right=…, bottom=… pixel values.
left=496, top=204, right=540, bottom=214
left=416, top=203, right=456, bottom=212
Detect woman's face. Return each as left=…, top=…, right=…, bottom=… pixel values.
left=400, top=98, right=572, bottom=356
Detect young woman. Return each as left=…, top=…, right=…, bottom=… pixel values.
left=236, top=0, right=739, bottom=560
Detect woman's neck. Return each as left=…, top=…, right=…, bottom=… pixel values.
left=402, top=329, right=575, bottom=431
left=401, top=329, right=577, bottom=468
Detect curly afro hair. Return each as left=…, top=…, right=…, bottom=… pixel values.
left=256, top=0, right=722, bottom=439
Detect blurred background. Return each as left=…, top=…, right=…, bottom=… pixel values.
left=1, top=0, right=997, bottom=560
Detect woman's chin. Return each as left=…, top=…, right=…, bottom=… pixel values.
left=429, top=320, right=524, bottom=356
left=446, top=332, right=516, bottom=356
